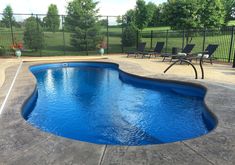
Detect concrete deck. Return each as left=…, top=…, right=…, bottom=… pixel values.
left=0, top=55, right=235, bottom=165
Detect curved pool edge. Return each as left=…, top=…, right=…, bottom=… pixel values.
left=0, top=60, right=234, bottom=164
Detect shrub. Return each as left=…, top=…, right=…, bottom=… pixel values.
left=0, top=46, right=6, bottom=56
left=121, top=24, right=138, bottom=47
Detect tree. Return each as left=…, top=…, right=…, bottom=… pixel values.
left=23, top=16, right=44, bottom=51
left=222, top=0, right=235, bottom=24
left=135, top=0, right=149, bottom=30
left=146, top=2, right=157, bottom=26
left=44, top=4, right=60, bottom=32
left=164, top=0, right=200, bottom=30
left=65, top=0, right=101, bottom=51
left=98, top=19, right=108, bottom=27
left=2, top=5, right=15, bottom=28
left=148, top=3, right=168, bottom=27
left=116, top=16, right=122, bottom=25
left=198, top=0, right=225, bottom=28
left=123, top=9, right=136, bottom=25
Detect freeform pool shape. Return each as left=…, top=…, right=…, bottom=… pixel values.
left=22, top=62, right=217, bottom=146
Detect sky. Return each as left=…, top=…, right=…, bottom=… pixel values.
left=0, top=0, right=166, bottom=16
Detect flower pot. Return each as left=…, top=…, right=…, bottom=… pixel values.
left=99, top=48, right=104, bottom=56
left=15, top=50, right=21, bottom=57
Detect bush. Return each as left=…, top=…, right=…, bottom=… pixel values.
left=0, top=46, right=6, bottom=56
left=121, top=24, right=138, bottom=47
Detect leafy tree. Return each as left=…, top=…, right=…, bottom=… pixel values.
left=153, top=4, right=167, bottom=26
left=98, top=19, right=108, bottom=27
left=135, top=0, right=149, bottom=30
left=23, top=16, right=44, bottom=51
left=123, top=9, right=136, bottom=25
left=116, top=16, right=122, bottom=25
left=146, top=2, right=157, bottom=26
left=44, top=4, right=60, bottom=32
left=2, top=5, right=15, bottom=28
left=65, top=0, right=101, bottom=51
left=164, top=0, right=200, bottom=30
left=221, top=0, right=235, bottom=24
left=198, top=0, right=225, bottom=28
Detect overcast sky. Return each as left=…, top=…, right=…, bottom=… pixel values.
left=0, top=0, right=166, bottom=16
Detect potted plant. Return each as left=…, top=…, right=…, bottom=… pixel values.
left=11, top=42, right=23, bottom=57
left=97, top=38, right=107, bottom=56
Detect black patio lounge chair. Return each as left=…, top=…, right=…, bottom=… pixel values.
left=126, top=42, right=146, bottom=57
left=185, top=44, right=219, bottom=64
left=141, top=42, right=165, bottom=58
left=161, top=44, right=195, bottom=62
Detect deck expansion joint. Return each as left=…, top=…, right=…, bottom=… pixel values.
left=98, top=145, right=107, bottom=165
left=0, top=60, right=23, bottom=115
left=182, top=142, right=215, bottom=165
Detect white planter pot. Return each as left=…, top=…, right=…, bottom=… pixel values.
left=99, top=48, right=104, bottom=56
left=15, top=50, right=21, bottom=57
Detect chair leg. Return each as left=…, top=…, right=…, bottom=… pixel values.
left=162, top=57, right=166, bottom=62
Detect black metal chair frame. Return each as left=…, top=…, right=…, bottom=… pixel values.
left=126, top=42, right=146, bottom=58
left=185, top=44, right=219, bottom=65
left=141, top=42, right=165, bottom=58
left=161, top=44, right=195, bottom=62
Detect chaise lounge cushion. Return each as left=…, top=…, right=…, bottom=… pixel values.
left=197, top=53, right=209, bottom=58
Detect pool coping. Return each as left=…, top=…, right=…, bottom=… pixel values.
left=0, top=59, right=235, bottom=164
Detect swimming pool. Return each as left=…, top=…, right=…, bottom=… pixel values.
left=22, top=62, right=217, bottom=146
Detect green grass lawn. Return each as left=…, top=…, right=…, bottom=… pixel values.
left=227, top=20, right=235, bottom=26
left=0, top=26, right=233, bottom=61
left=101, top=26, right=171, bottom=33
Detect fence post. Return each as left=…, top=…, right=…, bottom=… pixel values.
left=36, top=14, right=42, bottom=56
left=121, top=16, right=124, bottom=53
left=186, top=30, right=189, bottom=44
left=9, top=14, right=15, bottom=47
left=228, top=26, right=235, bottom=62
left=106, top=16, right=109, bottom=54
left=62, top=15, right=66, bottom=55
left=233, top=52, right=235, bottom=67
left=202, top=28, right=206, bottom=51
left=84, top=18, right=88, bottom=56
left=182, top=29, right=185, bottom=50
left=150, top=30, right=153, bottom=49
left=86, top=30, right=88, bottom=55
left=136, top=30, right=139, bottom=49
left=165, top=30, right=169, bottom=52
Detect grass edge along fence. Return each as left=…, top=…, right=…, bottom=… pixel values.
left=0, top=13, right=235, bottom=64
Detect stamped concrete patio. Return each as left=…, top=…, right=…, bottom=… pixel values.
left=0, top=54, right=235, bottom=165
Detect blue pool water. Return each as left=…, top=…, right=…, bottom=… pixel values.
left=23, top=62, right=216, bottom=146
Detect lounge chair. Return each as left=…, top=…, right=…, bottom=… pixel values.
left=161, top=44, right=195, bottom=62
left=141, top=42, right=165, bottom=58
left=126, top=42, right=146, bottom=57
left=185, top=44, right=219, bottom=64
